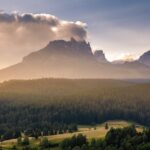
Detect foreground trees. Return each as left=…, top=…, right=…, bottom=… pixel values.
left=60, top=134, right=87, bottom=149
left=60, top=126, right=150, bottom=150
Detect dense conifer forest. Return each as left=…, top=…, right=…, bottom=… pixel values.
left=0, top=79, right=150, bottom=141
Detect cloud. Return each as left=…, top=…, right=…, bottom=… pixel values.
left=0, top=12, right=87, bottom=68
left=120, top=53, right=137, bottom=61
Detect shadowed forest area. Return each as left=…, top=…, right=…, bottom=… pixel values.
left=0, top=79, right=149, bottom=141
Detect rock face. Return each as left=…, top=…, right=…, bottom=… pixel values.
left=139, top=50, right=150, bottom=67
left=0, top=39, right=149, bottom=81
left=94, top=50, right=108, bottom=63
left=0, top=39, right=105, bottom=81
left=23, top=38, right=93, bottom=63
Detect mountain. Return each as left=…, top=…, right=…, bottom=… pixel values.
left=138, top=50, right=150, bottom=67
left=0, top=39, right=149, bottom=81
left=0, top=39, right=109, bottom=80
left=94, top=50, right=108, bottom=63
left=114, top=61, right=150, bottom=78
left=23, top=38, right=93, bottom=62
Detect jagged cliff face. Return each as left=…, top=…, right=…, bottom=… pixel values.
left=23, top=38, right=94, bottom=64
left=139, top=50, right=150, bottom=67
left=0, top=39, right=149, bottom=81
left=20, top=39, right=102, bottom=78
left=0, top=39, right=107, bottom=80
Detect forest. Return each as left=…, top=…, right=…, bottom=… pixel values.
left=0, top=78, right=150, bottom=141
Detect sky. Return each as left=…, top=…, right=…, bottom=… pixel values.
left=0, top=0, right=150, bottom=68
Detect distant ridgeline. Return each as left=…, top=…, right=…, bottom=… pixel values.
left=0, top=79, right=150, bottom=140
left=0, top=39, right=150, bottom=81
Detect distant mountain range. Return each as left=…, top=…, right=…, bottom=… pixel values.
left=0, top=38, right=149, bottom=81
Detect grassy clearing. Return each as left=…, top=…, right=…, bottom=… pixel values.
left=1, top=120, right=144, bottom=149
left=47, top=120, right=144, bottom=143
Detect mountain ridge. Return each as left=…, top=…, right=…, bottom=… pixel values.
left=139, top=50, right=150, bottom=67
left=0, top=39, right=149, bottom=81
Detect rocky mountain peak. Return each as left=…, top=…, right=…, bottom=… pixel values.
left=23, top=39, right=93, bottom=62
left=94, top=50, right=108, bottom=63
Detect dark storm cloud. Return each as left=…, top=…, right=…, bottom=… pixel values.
left=0, top=12, right=15, bottom=22
left=0, top=12, right=60, bottom=26
left=0, top=12, right=87, bottom=40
